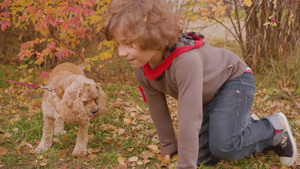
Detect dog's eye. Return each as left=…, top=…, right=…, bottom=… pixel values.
left=83, top=101, right=88, bottom=105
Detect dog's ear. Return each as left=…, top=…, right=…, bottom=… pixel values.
left=54, top=84, right=64, bottom=98
left=96, top=83, right=107, bottom=113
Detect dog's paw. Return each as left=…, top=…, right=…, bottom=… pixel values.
left=54, top=130, right=66, bottom=136
left=72, top=148, right=87, bottom=156
left=34, top=145, right=49, bottom=154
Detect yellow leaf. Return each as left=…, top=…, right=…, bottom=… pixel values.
left=117, top=156, right=125, bottom=166
left=87, top=64, right=91, bottom=71
left=243, top=0, right=252, bottom=7
left=0, top=147, right=8, bottom=155
left=91, top=55, right=99, bottom=61
left=263, top=22, right=270, bottom=26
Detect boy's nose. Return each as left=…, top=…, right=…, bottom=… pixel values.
left=118, top=45, right=127, bottom=57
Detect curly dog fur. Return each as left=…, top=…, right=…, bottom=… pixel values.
left=35, top=62, right=107, bottom=156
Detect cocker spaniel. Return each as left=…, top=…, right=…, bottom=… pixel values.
left=35, top=62, right=107, bottom=156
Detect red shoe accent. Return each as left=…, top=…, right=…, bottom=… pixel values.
left=245, top=67, right=253, bottom=73
left=275, top=129, right=284, bottom=135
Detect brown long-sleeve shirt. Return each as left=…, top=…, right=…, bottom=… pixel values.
left=135, top=33, right=247, bottom=169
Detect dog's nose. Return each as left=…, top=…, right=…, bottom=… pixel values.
left=91, top=108, right=99, bottom=114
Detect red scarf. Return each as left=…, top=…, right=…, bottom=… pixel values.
left=143, top=34, right=204, bottom=81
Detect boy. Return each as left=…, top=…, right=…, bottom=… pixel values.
left=102, top=0, right=297, bottom=168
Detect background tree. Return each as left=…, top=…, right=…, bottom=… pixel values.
left=0, top=0, right=113, bottom=81
left=1, top=0, right=299, bottom=75
left=174, top=0, right=299, bottom=70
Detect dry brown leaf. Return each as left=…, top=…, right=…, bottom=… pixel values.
left=117, top=156, right=126, bottom=166
left=0, top=147, right=8, bottom=155
left=83, top=161, right=91, bottom=166
left=59, top=162, right=69, bottom=169
left=16, top=141, right=26, bottom=149
left=119, top=90, right=126, bottom=95
left=39, top=162, right=48, bottom=167
left=58, top=150, right=67, bottom=156
left=140, top=150, right=154, bottom=160
left=144, top=130, right=152, bottom=136
left=86, top=148, right=99, bottom=155
left=4, top=132, right=12, bottom=138
left=129, top=107, right=139, bottom=113
left=53, top=137, right=60, bottom=143
left=103, top=137, right=114, bottom=143
left=128, top=156, right=138, bottom=162
left=118, top=128, right=126, bottom=136
left=295, top=101, right=300, bottom=109
left=148, top=144, right=159, bottom=154
left=130, top=112, right=137, bottom=118
left=99, top=124, right=118, bottom=131
left=123, top=118, right=131, bottom=125
left=87, top=154, right=97, bottom=159
left=88, top=134, right=95, bottom=140
left=138, top=115, right=151, bottom=121
left=137, top=160, right=143, bottom=165
left=87, top=148, right=94, bottom=154
left=143, top=159, right=151, bottom=164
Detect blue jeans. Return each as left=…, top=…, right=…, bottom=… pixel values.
left=198, top=72, right=274, bottom=165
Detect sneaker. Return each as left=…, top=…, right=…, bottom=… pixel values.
left=268, top=112, right=297, bottom=167
left=250, top=113, right=260, bottom=122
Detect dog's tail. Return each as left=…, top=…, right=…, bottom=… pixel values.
left=78, top=62, right=88, bottom=70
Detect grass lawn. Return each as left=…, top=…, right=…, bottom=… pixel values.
left=0, top=50, right=299, bottom=169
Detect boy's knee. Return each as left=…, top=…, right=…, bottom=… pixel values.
left=210, top=142, right=243, bottom=161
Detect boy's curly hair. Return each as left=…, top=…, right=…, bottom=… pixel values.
left=102, top=0, right=183, bottom=50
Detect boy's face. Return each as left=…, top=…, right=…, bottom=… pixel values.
left=113, top=30, right=165, bottom=69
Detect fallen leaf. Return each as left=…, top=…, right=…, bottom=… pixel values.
left=83, top=161, right=91, bottom=166
left=4, top=133, right=12, bottom=138
left=117, top=156, right=125, bottom=166
left=53, top=138, right=60, bottom=143
left=137, top=160, right=143, bottom=165
left=39, top=162, right=47, bottom=166
left=142, top=159, right=150, bottom=164
left=148, top=144, right=159, bottom=154
left=37, top=155, right=44, bottom=160
left=123, top=118, right=131, bottom=125
left=87, top=148, right=94, bottom=154
left=103, top=137, right=113, bottom=143
left=128, top=156, right=138, bottom=162
left=119, top=90, right=126, bottom=95
left=118, top=128, right=126, bottom=136
left=87, top=154, right=97, bottom=159
left=58, top=150, right=67, bottom=156
left=0, top=147, right=8, bottom=155
left=294, top=101, right=300, bottom=109
left=59, top=162, right=69, bottom=169
left=140, top=150, right=154, bottom=160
